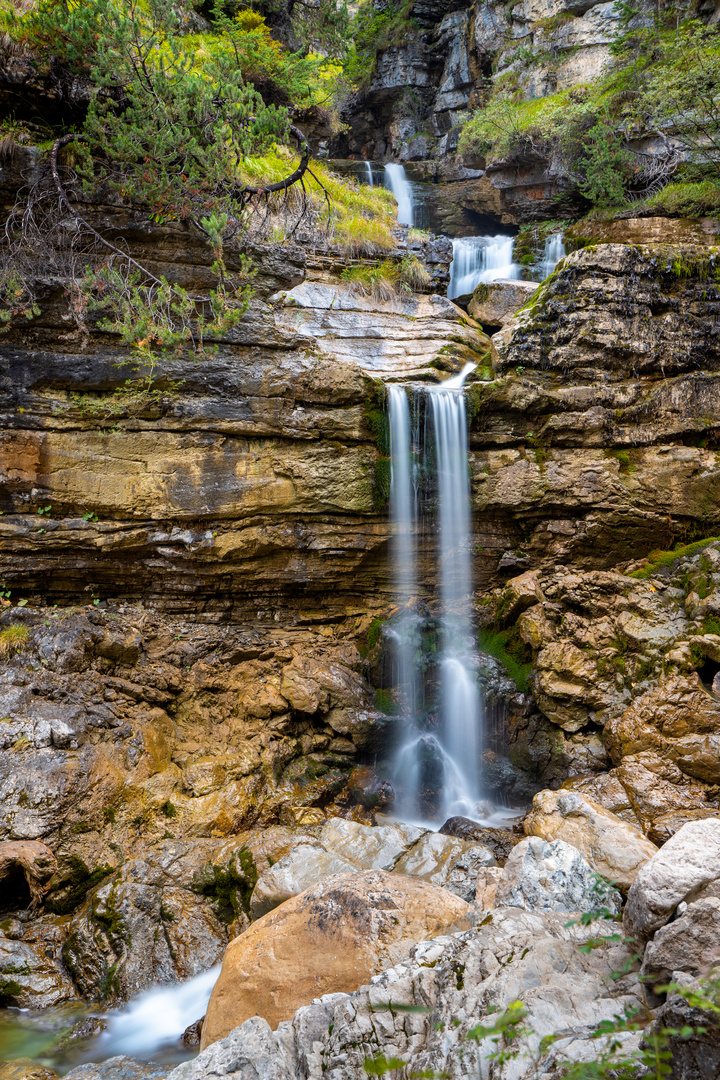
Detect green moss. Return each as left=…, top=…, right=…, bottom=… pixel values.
left=478, top=626, right=532, bottom=692
left=375, top=687, right=399, bottom=715
left=46, top=860, right=115, bottom=915
left=609, top=448, right=637, bottom=475
left=703, top=614, right=720, bottom=635
left=192, top=846, right=258, bottom=920
left=629, top=536, right=720, bottom=578
left=160, top=800, right=177, bottom=818
left=0, top=979, right=24, bottom=1003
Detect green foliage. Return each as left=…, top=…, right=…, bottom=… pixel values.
left=374, top=687, right=399, bottom=715
left=478, top=626, right=532, bottom=692
left=629, top=537, right=720, bottom=579
left=458, top=15, right=720, bottom=212
left=160, top=800, right=177, bottom=818
left=345, top=0, right=416, bottom=90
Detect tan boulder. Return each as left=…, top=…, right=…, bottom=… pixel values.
left=606, top=675, right=720, bottom=784
left=201, top=868, right=472, bottom=1048
left=524, top=789, right=658, bottom=892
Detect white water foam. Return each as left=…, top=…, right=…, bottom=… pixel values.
left=539, top=232, right=566, bottom=279
left=96, top=965, right=220, bottom=1058
left=447, top=236, right=521, bottom=299
left=363, top=161, right=374, bottom=187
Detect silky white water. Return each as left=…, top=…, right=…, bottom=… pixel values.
left=96, top=964, right=220, bottom=1058
left=539, top=231, right=566, bottom=279
left=363, top=161, right=374, bottom=187
left=427, top=375, right=483, bottom=818
left=388, top=365, right=485, bottom=823
left=447, top=236, right=521, bottom=299
left=384, top=163, right=414, bottom=226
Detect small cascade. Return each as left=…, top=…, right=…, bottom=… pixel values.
left=539, top=231, right=566, bottom=279
left=447, top=236, right=521, bottom=299
left=384, top=163, right=414, bottom=226
left=96, top=965, right=220, bottom=1059
left=388, top=364, right=485, bottom=824
left=363, top=161, right=374, bottom=187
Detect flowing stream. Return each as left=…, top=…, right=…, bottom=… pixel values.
left=363, top=161, right=374, bottom=187
left=383, top=163, right=414, bottom=226
left=389, top=365, right=485, bottom=824
left=447, top=236, right=521, bottom=299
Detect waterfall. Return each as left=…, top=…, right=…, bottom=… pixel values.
left=388, top=365, right=485, bottom=824
left=363, top=161, right=374, bottom=187
left=427, top=367, right=483, bottom=819
left=384, top=163, right=414, bottom=226
left=539, top=232, right=566, bottom=279
left=447, top=236, right=521, bottom=299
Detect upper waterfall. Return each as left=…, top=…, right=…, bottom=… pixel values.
left=384, top=163, right=414, bottom=226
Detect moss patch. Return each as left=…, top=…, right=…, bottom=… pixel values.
left=629, top=536, right=720, bottom=578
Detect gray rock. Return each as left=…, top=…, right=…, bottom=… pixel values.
left=64, top=1058, right=169, bottom=1080
left=624, top=818, right=720, bottom=942
left=0, top=933, right=77, bottom=1007
left=169, top=1017, right=293, bottom=1080
left=495, top=837, right=621, bottom=915
left=640, top=896, right=720, bottom=985
left=167, top=907, right=643, bottom=1080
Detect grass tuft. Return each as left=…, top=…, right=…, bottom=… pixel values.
left=0, top=623, right=29, bottom=658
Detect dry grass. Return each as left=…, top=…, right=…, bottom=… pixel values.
left=0, top=623, right=29, bottom=657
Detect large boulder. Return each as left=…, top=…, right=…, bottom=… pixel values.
left=495, top=837, right=621, bottom=915
left=173, top=907, right=643, bottom=1080
left=524, top=790, right=658, bottom=892
left=623, top=818, right=720, bottom=942
left=468, top=279, right=539, bottom=328
left=200, top=869, right=472, bottom=1048
left=640, top=896, right=720, bottom=985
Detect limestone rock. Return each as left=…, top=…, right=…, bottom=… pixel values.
left=437, top=817, right=520, bottom=865
left=272, top=283, right=488, bottom=381
left=468, top=279, right=539, bottom=328
left=63, top=1060, right=169, bottom=1080
left=641, top=896, right=720, bottom=985
left=623, top=818, right=720, bottom=943
left=249, top=844, right=357, bottom=919
left=607, top=675, right=720, bottom=785
left=475, top=866, right=507, bottom=910
left=495, top=837, right=621, bottom=915
left=0, top=840, right=57, bottom=909
left=200, top=868, right=472, bottom=1047
left=0, top=1061, right=59, bottom=1080
left=250, top=818, right=449, bottom=917
left=393, top=831, right=495, bottom=901
left=0, top=933, right=76, bottom=1007
left=524, top=789, right=658, bottom=892
left=175, top=906, right=643, bottom=1080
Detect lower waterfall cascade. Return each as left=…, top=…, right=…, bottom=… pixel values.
left=388, top=366, right=488, bottom=825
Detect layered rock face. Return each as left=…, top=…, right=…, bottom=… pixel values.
left=469, top=244, right=720, bottom=570
left=333, top=0, right=655, bottom=225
